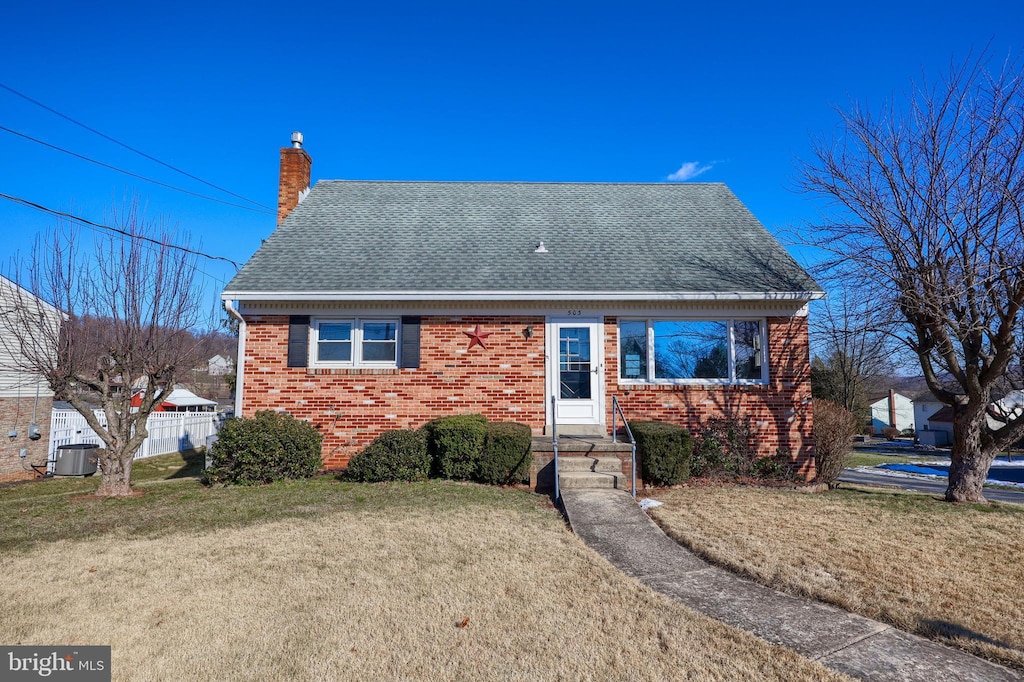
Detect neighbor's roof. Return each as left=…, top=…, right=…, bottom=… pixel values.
left=224, top=181, right=822, bottom=301
left=162, top=388, right=217, bottom=407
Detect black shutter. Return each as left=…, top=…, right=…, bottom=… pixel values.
left=400, top=316, right=421, bottom=368
left=287, top=316, right=310, bottom=367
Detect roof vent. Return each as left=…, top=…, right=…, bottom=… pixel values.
left=534, top=240, right=549, bottom=253
left=290, top=131, right=304, bottom=148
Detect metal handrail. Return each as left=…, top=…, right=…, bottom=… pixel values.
left=611, top=396, right=638, bottom=498
left=551, top=395, right=560, bottom=503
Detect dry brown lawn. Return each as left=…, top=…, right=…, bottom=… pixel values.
left=648, top=484, right=1024, bottom=669
left=0, top=482, right=849, bottom=682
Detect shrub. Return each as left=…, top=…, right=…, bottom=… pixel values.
left=693, top=416, right=757, bottom=478
left=205, top=410, right=322, bottom=485
left=629, top=421, right=693, bottom=486
left=752, top=448, right=800, bottom=481
left=343, top=429, right=430, bottom=482
left=477, top=421, right=533, bottom=485
left=882, top=426, right=900, bottom=441
left=813, top=399, right=860, bottom=488
left=422, top=414, right=487, bottom=480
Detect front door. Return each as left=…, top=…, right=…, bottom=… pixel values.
left=548, top=320, right=603, bottom=425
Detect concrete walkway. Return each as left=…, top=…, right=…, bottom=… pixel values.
left=561, top=488, right=1021, bottom=681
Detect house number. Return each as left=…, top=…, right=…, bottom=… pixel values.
left=567, top=309, right=583, bottom=316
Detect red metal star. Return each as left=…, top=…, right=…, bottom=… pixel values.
left=463, top=324, right=493, bottom=350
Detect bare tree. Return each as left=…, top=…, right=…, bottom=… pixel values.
left=0, top=202, right=212, bottom=497
left=799, top=53, right=1024, bottom=502
left=810, top=289, right=898, bottom=422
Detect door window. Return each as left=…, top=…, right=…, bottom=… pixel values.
left=559, top=327, right=592, bottom=399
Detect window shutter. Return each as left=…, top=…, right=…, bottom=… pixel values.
left=400, top=316, right=421, bottom=368
left=287, top=316, right=310, bottom=368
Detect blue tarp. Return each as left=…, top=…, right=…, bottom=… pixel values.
left=877, top=462, right=1024, bottom=484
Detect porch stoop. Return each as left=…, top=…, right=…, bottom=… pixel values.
left=530, top=435, right=637, bottom=493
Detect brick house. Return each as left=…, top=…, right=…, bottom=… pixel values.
left=0, top=275, right=57, bottom=482
left=222, top=135, right=824, bottom=476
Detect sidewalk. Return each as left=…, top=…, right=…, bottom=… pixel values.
left=561, top=488, right=1021, bottom=682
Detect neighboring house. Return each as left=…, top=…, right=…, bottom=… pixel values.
left=130, top=387, right=218, bottom=413
left=988, top=390, right=1024, bottom=432
left=869, top=390, right=915, bottom=435
left=0, top=275, right=58, bottom=481
left=912, top=391, right=948, bottom=445
left=207, top=354, right=235, bottom=376
left=221, top=135, right=824, bottom=476
left=911, top=390, right=1023, bottom=447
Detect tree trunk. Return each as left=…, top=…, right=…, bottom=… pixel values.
left=95, top=449, right=135, bottom=497
left=946, top=407, right=995, bottom=503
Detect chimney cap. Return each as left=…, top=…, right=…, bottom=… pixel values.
left=290, top=131, right=304, bottom=148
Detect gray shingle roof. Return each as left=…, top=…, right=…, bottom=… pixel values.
left=224, top=181, right=821, bottom=299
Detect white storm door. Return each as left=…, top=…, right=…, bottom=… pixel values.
left=549, top=320, right=602, bottom=425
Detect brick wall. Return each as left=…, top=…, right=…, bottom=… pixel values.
left=602, top=315, right=815, bottom=477
left=242, top=315, right=546, bottom=469
left=0, top=396, right=53, bottom=482
left=241, top=312, right=813, bottom=476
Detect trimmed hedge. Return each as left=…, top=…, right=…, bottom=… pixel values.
left=478, top=421, right=533, bottom=485
left=628, top=420, right=693, bottom=486
left=422, top=414, right=488, bottom=480
left=344, top=429, right=430, bottom=482
left=205, top=410, right=322, bottom=485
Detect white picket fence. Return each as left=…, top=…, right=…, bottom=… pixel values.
left=48, top=408, right=225, bottom=469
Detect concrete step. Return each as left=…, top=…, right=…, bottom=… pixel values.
left=543, top=423, right=606, bottom=436
left=557, top=455, right=625, bottom=474
left=558, top=470, right=622, bottom=490
left=532, top=435, right=634, bottom=455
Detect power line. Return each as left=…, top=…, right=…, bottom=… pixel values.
left=0, top=191, right=242, bottom=269
left=0, top=124, right=274, bottom=216
left=0, top=82, right=273, bottom=211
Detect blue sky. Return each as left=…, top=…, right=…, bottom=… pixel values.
left=1, top=0, right=1021, bottom=313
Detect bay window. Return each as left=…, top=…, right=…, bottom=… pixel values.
left=618, top=318, right=766, bottom=384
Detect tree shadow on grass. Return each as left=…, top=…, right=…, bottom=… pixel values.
left=921, top=619, right=1019, bottom=653
left=132, top=450, right=206, bottom=482
left=166, top=450, right=206, bottom=479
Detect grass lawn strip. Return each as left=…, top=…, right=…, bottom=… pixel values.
left=844, top=451, right=935, bottom=468
left=649, top=485, right=1024, bottom=669
left=0, top=484, right=849, bottom=682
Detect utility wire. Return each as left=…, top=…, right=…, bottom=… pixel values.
left=0, top=82, right=273, bottom=211
left=0, top=191, right=242, bottom=269
left=0, top=124, right=274, bottom=216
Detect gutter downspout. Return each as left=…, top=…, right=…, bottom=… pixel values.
left=223, top=299, right=246, bottom=417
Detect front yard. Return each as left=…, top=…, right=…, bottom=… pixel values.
left=648, top=484, right=1024, bottom=669
left=0, top=454, right=846, bottom=682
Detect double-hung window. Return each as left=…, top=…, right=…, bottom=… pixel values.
left=313, top=318, right=398, bottom=367
left=618, top=318, right=766, bottom=384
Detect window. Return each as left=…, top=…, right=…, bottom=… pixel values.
left=312, top=318, right=398, bottom=366
left=618, top=319, right=766, bottom=384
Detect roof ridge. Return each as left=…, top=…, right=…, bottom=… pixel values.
left=315, top=179, right=728, bottom=187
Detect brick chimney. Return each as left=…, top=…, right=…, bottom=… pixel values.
left=277, top=131, right=311, bottom=225
left=888, top=389, right=897, bottom=428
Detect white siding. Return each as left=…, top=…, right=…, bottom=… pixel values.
left=869, top=393, right=915, bottom=434
left=0, top=276, right=57, bottom=399
left=913, top=399, right=944, bottom=435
